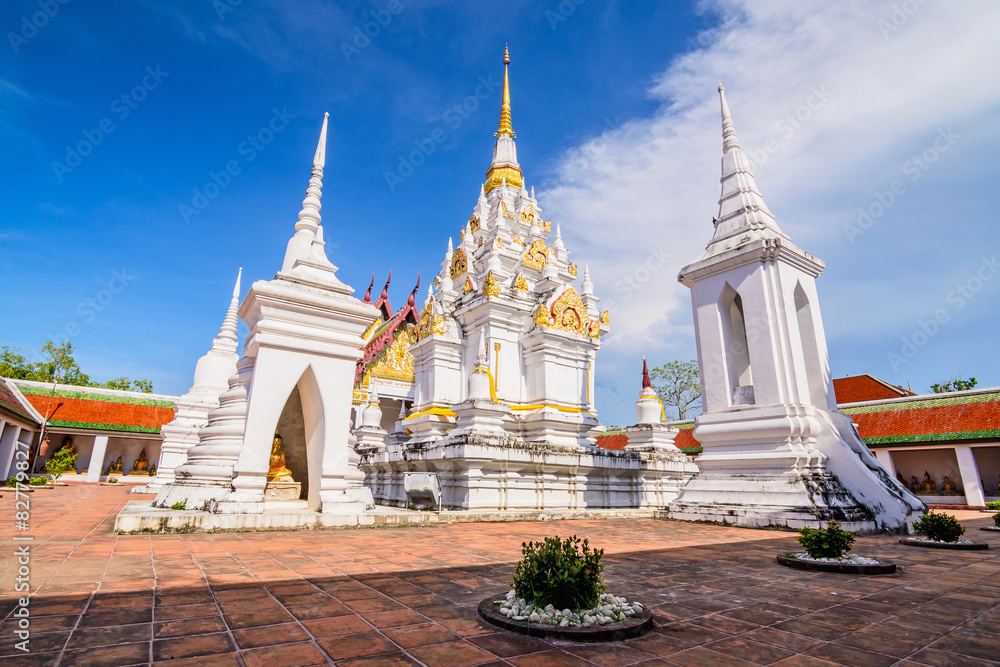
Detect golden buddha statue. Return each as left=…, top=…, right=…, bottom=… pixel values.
left=922, top=471, right=936, bottom=494
left=940, top=476, right=958, bottom=494
left=268, top=431, right=294, bottom=482
left=61, top=436, right=76, bottom=454
left=106, top=456, right=123, bottom=475
left=131, top=449, right=150, bottom=474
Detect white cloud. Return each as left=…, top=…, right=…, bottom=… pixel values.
left=540, top=0, right=1000, bottom=424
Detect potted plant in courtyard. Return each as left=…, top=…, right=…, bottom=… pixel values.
left=477, top=535, right=652, bottom=641
left=901, top=510, right=989, bottom=549
left=985, top=512, right=1000, bottom=532
left=777, top=521, right=896, bottom=574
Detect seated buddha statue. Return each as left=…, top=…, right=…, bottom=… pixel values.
left=61, top=436, right=76, bottom=454
left=910, top=476, right=921, bottom=493
left=940, top=476, right=958, bottom=494
left=267, top=432, right=294, bottom=483
left=106, top=456, right=123, bottom=474
left=131, top=449, right=150, bottom=474
left=922, top=471, right=936, bottom=493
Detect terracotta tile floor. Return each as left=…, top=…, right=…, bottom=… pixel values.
left=1, top=485, right=998, bottom=666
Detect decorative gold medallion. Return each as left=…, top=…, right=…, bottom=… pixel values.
left=523, top=239, right=548, bottom=271
left=483, top=271, right=501, bottom=300
left=512, top=233, right=523, bottom=246
left=601, top=310, right=610, bottom=326
left=450, top=247, right=468, bottom=279
left=569, top=264, right=578, bottom=276
left=534, top=287, right=602, bottom=338
left=544, top=220, right=552, bottom=233
left=469, top=214, right=481, bottom=233
left=477, top=237, right=483, bottom=248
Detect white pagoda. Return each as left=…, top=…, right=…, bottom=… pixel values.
left=665, top=85, right=924, bottom=533
left=360, top=48, right=696, bottom=510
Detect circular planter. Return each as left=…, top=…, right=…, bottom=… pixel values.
left=899, top=538, right=988, bottom=550
left=776, top=555, right=896, bottom=575
left=477, top=594, right=652, bottom=643
left=979, top=526, right=1000, bottom=532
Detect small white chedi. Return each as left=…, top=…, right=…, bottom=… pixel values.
left=665, top=85, right=925, bottom=533
left=359, top=48, right=697, bottom=510
left=153, top=113, right=380, bottom=516
left=137, top=269, right=242, bottom=494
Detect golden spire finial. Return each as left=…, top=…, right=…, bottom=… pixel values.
left=496, top=44, right=515, bottom=138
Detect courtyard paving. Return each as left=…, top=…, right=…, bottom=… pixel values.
left=1, top=485, right=998, bottom=666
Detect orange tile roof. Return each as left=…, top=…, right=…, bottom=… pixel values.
left=833, top=374, right=914, bottom=404
left=15, top=384, right=175, bottom=434
left=842, top=390, right=1000, bottom=444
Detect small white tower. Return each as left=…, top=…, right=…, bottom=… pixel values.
left=667, top=85, right=924, bottom=532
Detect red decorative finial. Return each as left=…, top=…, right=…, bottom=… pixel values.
left=641, top=356, right=652, bottom=390
left=363, top=272, right=374, bottom=303
left=407, top=272, right=421, bottom=308
left=380, top=268, right=391, bottom=302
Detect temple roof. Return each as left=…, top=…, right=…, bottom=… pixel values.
left=13, top=380, right=177, bottom=435
left=355, top=273, right=420, bottom=385
left=833, top=374, right=915, bottom=404
left=841, top=387, right=1000, bottom=445
left=0, top=378, right=41, bottom=425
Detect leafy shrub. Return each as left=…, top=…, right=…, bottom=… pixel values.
left=5, top=477, right=16, bottom=488
left=170, top=501, right=186, bottom=510
left=29, top=477, right=48, bottom=486
left=913, top=510, right=965, bottom=542
left=510, top=535, right=606, bottom=610
left=107, top=476, right=119, bottom=484
left=797, top=521, right=855, bottom=560
left=986, top=501, right=1000, bottom=511
left=44, top=446, right=78, bottom=480
left=993, top=512, right=999, bottom=528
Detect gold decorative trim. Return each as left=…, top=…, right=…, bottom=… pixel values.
left=415, top=304, right=447, bottom=341
left=469, top=214, right=481, bottom=233
left=514, top=273, right=529, bottom=292
left=523, top=239, right=548, bottom=271
left=482, top=271, right=501, bottom=299
left=477, top=237, right=483, bottom=248
left=450, top=247, right=468, bottom=279
left=403, top=406, right=457, bottom=421
left=569, top=264, right=578, bottom=276
left=485, top=165, right=523, bottom=193
left=601, top=310, right=610, bottom=326
left=534, top=287, right=601, bottom=338
left=543, top=220, right=552, bottom=233
left=512, top=233, right=523, bottom=246
left=462, top=276, right=475, bottom=295
left=494, top=236, right=504, bottom=249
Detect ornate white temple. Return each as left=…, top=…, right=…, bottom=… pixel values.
left=357, top=48, right=697, bottom=510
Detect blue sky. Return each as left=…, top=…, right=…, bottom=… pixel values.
left=2, top=1, right=999, bottom=427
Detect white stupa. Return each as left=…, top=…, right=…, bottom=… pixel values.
left=137, top=269, right=242, bottom=493
left=666, top=85, right=924, bottom=533
left=153, top=113, right=380, bottom=518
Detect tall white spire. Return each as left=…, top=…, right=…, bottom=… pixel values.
left=211, top=267, right=242, bottom=354
left=700, top=85, right=787, bottom=259
left=282, top=113, right=329, bottom=272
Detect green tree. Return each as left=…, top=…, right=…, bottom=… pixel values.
left=931, top=377, right=977, bottom=393
left=650, top=360, right=701, bottom=420
left=0, top=341, right=153, bottom=393
left=43, top=444, right=78, bottom=480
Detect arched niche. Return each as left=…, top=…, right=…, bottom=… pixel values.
left=719, top=283, right=753, bottom=405
left=273, top=366, right=326, bottom=510
left=794, top=282, right=826, bottom=408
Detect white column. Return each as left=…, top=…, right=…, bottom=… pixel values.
left=0, top=420, right=11, bottom=479
left=954, top=445, right=986, bottom=507
left=874, top=449, right=896, bottom=478
left=87, top=435, right=109, bottom=483
left=0, top=425, right=22, bottom=480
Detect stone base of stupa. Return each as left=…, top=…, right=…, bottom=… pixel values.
left=361, top=431, right=697, bottom=511
left=662, top=405, right=924, bottom=534
left=112, top=499, right=659, bottom=534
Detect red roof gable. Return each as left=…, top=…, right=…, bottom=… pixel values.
left=0, top=380, right=38, bottom=425
left=15, top=383, right=175, bottom=434
left=833, top=374, right=914, bottom=404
